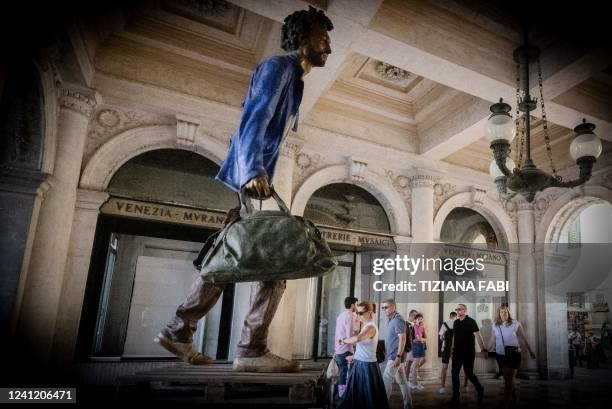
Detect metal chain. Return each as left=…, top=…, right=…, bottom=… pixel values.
left=514, top=63, right=521, bottom=169
left=537, top=58, right=559, bottom=178
left=518, top=115, right=526, bottom=168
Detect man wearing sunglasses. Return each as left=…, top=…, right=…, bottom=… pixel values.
left=447, top=304, right=487, bottom=406
left=381, top=299, right=412, bottom=409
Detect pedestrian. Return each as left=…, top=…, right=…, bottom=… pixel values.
left=439, top=311, right=457, bottom=394
left=447, top=304, right=487, bottom=406
left=410, top=313, right=427, bottom=390
left=337, top=301, right=390, bottom=409
left=334, top=296, right=359, bottom=398
left=488, top=305, right=535, bottom=409
left=381, top=299, right=412, bottom=409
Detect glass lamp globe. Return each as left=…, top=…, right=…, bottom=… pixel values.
left=489, top=157, right=516, bottom=179
left=570, top=120, right=602, bottom=160
left=486, top=100, right=516, bottom=144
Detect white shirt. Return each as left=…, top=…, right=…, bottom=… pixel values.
left=493, top=320, right=521, bottom=355
left=354, top=321, right=379, bottom=362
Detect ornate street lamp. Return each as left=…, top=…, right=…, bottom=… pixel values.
left=488, top=32, right=602, bottom=202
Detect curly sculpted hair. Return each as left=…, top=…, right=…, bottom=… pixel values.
left=281, top=6, right=333, bottom=52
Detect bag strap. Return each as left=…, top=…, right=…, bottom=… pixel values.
left=443, top=322, right=451, bottom=332
left=239, top=185, right=290, bottom=217
left=498, top=325, right=506, bottom=348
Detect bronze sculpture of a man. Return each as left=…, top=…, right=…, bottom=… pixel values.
left=155, top=6, right=333, bottom=373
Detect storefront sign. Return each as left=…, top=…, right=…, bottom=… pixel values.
left=101, top=197, right=226, bottom=229
left=440, top=245, right=506, bottom=265
left=318, top=227, right=395, bottom=250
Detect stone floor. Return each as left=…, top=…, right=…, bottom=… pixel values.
left=389, top=366, right=612, bottom=409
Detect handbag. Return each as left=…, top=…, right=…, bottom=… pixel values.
left=326, top=358, right=339, bottom=378
left=194, top=187, right=337, bottom=283
left=498, top=325, right=521, bottom=360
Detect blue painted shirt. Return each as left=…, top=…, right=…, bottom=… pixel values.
left=216, top=52, right=304, bottom=192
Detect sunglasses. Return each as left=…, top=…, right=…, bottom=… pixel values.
left=381, top=306, right=389, bottom=310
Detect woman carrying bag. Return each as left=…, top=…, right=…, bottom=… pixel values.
left=488, top=305, right=536, bottom=409
left=337, top=301, right=389, bottom=409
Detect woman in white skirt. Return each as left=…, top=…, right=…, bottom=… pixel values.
left=488, top=305, right=536, bottom=408
left=337, top=301, right=389, bottom=409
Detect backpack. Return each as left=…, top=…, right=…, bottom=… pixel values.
left=404, top=323, right=414, bottom=353
left=443, top=322, right=454, bottom=350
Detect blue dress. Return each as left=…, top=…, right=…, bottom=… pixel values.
left=337, top=321, right=390, bottom=409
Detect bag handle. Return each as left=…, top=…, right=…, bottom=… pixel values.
left=239, top=184, right=290, bottom=217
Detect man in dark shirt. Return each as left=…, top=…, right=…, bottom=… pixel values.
left=448, top=303, right=487, bottom=406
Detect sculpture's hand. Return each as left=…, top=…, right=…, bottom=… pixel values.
left=245, top=175, right=271, bottom=199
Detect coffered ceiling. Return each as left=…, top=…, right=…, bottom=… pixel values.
left=73, top=0, right=611, bottom=176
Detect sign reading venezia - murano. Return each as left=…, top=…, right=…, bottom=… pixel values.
left=101, top=197, right=227, bottom=228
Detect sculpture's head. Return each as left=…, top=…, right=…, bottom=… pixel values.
left=282, top=6, right=333, bottom=68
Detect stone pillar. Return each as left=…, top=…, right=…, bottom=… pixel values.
left=15, top=85, right=97, bottom=362
left=507, top=253, right=519, bottom=316
left=409, top=168, right=440, bottom=370
left=0, top=169, right=49, bottom=336
left=260, top=140, right=302, bottom=359
left=409, top=169, right=440, bottom=243
left=515, top=198, right=539, bottom=376
left=51, top=189, right=108, bottom=364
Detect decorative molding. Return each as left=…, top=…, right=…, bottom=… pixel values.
left=434, top=182, right=456, bottom=213
left=533, top=191, right=562, bottom=225
left=179, top=0, right=230, bottom=16
left=376, top=62, right=410, bottom=82
left=176, top=114, right=201, bottom=148
left=280, top=140, right=304, bottom=159
left=384, top=169, right=412, bottom=211
left=504, top=199, right=518, bottom=227
left=86, top=107, right=170, bottom=160
left=349, top=157, right=368, bottom=182
left=58, top=86, right=98, bottom=117
left=409, top=168, right=441, bottom=189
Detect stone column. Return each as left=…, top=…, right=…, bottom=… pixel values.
left=260, top=139, right=302, bottom=359
left=15, top=85, right=97, bottom=362
left=0, top=169, right=49, bottom=336
left=51, top=189, right=109, bottom=364
left=507, top=252, right=519, bottom=316
left=515, top=198, right=539, bottom=376
left=409, top=168, right=440, bottom=370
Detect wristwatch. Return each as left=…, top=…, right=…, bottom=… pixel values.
left=396, top=354, right=402, bottom=358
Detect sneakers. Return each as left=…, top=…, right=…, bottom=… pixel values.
left=408, top=382, right=419, bottom=390
left=416, top=384, right=425, bottom=390
left=439, top=387, right=447, bottom=395
left=154, top=332, right=213, bottom=365
left=232, top=351, right=302, bottom=373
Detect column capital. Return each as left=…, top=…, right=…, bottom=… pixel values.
left=409, top=168, right=442, bottom=189
left=514, top=197, right=535, bottom=212
left=57, top=84, right=100, bottom=118
left=76, top=188, right=109, bottom=211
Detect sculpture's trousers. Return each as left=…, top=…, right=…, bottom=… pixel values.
left=163, top=277, right=286, bottom=358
